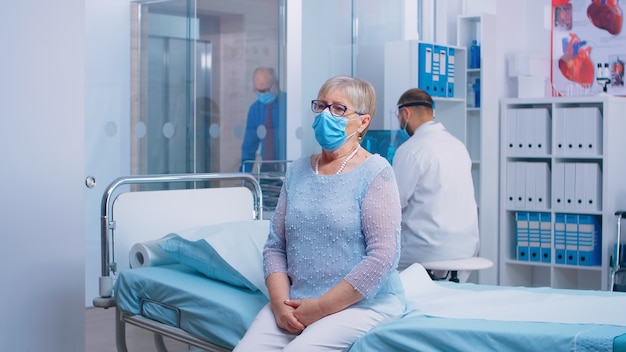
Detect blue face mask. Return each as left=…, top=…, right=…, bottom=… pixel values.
left=257, top=91, right=276, bottom=105
left=312, top=110, right=358, bottom=151
left=398, top=116, right=410, bottom=140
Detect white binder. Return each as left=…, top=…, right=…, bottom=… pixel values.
left=506, top=161, right=517, bottom=208
left=582, top=107, right=601, bottom=156
left=553, top=162, right=565, bottom=210
left=515, top=162, right=527, bottom=208
left=563, top=162, right=576, bottom=211
left=526, top=162, right=537, bottom=209
left=535, top=162, right=549, bottom=209
left=584, top=163, right=601, bottom=211
left=574, top=163, right=586, bottom=211
left=554, top=109, right=566, bottom=155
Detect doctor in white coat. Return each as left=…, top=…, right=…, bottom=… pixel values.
left=392, top=88, right=479, bottom=282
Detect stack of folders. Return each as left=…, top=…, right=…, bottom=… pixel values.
left=553, top=162, right=601, bottom=212
left=417, top=43, right=456, bottom=98
left=516, top=212, right=552, bottom=263
left=553, top=214, right=602, bottom=266
left=506, top=162, right=550, bottom=210
left=506, top=108, right=551, bottom=156
left=553, top=107, right=602, bottom=156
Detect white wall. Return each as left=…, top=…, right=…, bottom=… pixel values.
left=0, top=1, right=86, bottom=350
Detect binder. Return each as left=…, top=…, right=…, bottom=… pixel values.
left=565, top=214, right=579, bottom=265
left=574, top=109, right=586, bottom=154
left=584, top=162, right=601, bottom=211
left=506, top=161, right=516, bottom=208
left=535, top=108, right=551, bottom=156
left=582, top=107, right=601, bottom=155
left=515, top=162, right=526, bottom=208
left=554, top=108, right=566, bottom=155
left=524, top=109, right=536, bottom=155
left=540, top=212, right=552, bottom=263
left=516, top=211, right=529, bottom=261
left=554, top=213, right=566, bottom=264
left=563, top=108, right=576, bottom=155
left=535, top=162, right=549, bottom=210
left=574, top=163, right=586, bottom=211
left=434, top=45, right=448, bottom=97
left=515, top=109, right=527, bottom=155
left=563, top=163, right=576, bottom=211
left=553, top=162, right=565, bottom=210
left=447, top=47, right=455, bottom=97
left=418, top=43, right=434, bottom=95
left=506, top=109, right=518, bottom=155
left=525, top=162, right=537, bottom=210
left=430, top=44, right=442, bottom=97
left=528, top=212, right=541, bottom=262
left=577, top=215, right=601, bottom=266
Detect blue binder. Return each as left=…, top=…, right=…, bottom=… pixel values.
left=447, top=47, right=455, bottom=98
left=516, top=212, right=529, bottom=261
left=565, top=214, right=579, bottom=265
left=540, top=212, right=552, bottom=263
left=577, top=215, right=601, bottom=266
left=433, top=45, right=448, bottom=97
left=418, top=43, right=434, bottom=96
left=554, top=213, right=566, bottom=264
left=528, top=212, right=541, bottom=262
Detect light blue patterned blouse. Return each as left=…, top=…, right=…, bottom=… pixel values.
left=264, top=154, right=406, bottom=314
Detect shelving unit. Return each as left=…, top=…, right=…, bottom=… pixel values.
left=457, top=14, right=498, bottom=284
left=383, top=40, right=467, bottom=143
left=499, top=96, right=626, bottom=291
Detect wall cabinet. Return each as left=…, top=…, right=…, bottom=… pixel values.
left=499, top=96, right=626, bottom=290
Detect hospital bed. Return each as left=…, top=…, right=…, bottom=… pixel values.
left=93, top=173, right=626, bottom=352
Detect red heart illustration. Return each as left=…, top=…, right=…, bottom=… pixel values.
left=558, top=33, right=595, bottom=87
left=587, top=0, right=623, bottom=35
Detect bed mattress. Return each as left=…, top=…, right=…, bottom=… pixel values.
left=349, top=276, right=626, bottom=352
left=114, top=264, right=268, bottom=349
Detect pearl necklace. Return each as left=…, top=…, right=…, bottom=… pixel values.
left=315, top=145, right=361, bottom=175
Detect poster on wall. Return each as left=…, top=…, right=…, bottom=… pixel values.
left=552, top=0, right=625, bottom=96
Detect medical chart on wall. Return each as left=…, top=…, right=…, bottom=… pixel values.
left=551, top=0, right=625, bottom=96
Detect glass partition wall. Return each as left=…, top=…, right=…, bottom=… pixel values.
left=130, top=0, right=411, bottom=179
left=131, top=0, right=286, bottom=179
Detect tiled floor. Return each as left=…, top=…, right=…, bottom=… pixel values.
left=85, top=307, right=189, bottom=352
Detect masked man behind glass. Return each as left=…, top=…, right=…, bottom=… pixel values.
left=240, top=67, right=287, bottom=172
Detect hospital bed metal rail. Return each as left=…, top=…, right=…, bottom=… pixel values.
left=93, top=172, right=263, bottom=309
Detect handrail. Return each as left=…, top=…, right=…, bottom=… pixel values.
left=96, top=173, right=262, bottom=299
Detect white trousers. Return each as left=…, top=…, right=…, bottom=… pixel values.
left=233, top=303, right=399, bottom=352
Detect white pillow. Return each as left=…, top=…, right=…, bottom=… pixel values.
left=159, top=220, right=270, bottom=297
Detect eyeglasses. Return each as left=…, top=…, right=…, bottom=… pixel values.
left=311, top=100, right=363, bottom=117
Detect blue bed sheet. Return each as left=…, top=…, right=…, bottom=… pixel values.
left=348, top=315, right=626, bottom=352
left=114, top=264, right=268, bottom=349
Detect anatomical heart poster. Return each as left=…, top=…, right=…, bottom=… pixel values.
left=552, top=0, right=626, bottom=96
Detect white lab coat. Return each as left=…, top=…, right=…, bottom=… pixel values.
left=392, top=121, right=479, bottom=270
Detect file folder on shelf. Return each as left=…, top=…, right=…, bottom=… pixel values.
left=433, top=45, right=448, bottom=97
left=528, top=212, right=541, bottom=262
left=447, top=47, right=455, bottom=98
left=565, top=214, right=579, bottom=265
left=577, top=214, right=601, bottom=266
left=418, top=43, right=434, bottom=96
left=540, top=212, right=552, bottom=263
left=554, top=213, right=566, bottom=264
left=516, top=211, right=530, bottom=261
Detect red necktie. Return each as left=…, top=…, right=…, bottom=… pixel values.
left=264, top=104, right=274, bottom=160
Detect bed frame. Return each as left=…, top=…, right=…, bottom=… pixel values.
left=92, top=173, right=262, bottom=352
left=92, top=173, right=626, bottom=352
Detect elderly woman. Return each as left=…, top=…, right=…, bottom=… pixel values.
left=234, top=75, right=406, bottom=351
